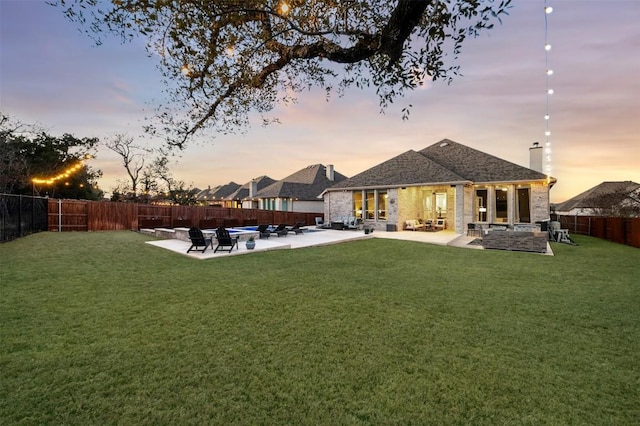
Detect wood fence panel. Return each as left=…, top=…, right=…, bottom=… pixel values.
left=552, top=214, right=639, bottom=248
left=87, top=201, right=137, bottom=231
left=48, top=199, right=323, bottom=233
left=48, top=199, right=88, bottom=231
left=138, top=205, right=172, bottom=228
left=627, top=218, right=640, bottom=248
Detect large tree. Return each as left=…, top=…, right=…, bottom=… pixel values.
left=0, top=114, right=103, bottom=199
left=54, top=0, right=512, bottom=148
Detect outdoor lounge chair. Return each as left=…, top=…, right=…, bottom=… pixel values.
left=346, top=217, right=362, bottom=230
left=315, top=217, right=330, bottom=229
left=270, top=223, right=289, bottom=237
left=287, top=222, right=305, bottom=234
left=256, top=224, right=271, bottom=239
left=187, top=227, right=213, bottom=253
left=214, top=226, right=239, bottom=253
left=404, top=219, right=425, bottom=231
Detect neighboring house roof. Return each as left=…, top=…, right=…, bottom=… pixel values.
left=197, top=185, right=221, bottom=201
left=329, top=139, right=554, bottom=191
left=226, top=176, right=276, bottom=200
left=554, top=181, right=640, bottom=212
left=199, top=182, right=242, bottom=201
left=256, top=164, right=348, bottom=200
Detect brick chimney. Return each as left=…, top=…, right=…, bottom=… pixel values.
left=326, top=164, right=335, bottom=181
left=529, top=142, right=543, bottom=173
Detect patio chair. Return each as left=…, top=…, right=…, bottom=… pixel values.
left=467, top=223, right=481, bottom=237
left=214, top=226, right=239, bottom=253
left=346, top=217, right=362, bottom=230
left=315, top=217, right=330, bottom=229
left=187, top=227, right=213, bottom=253
left=270, top=223, right=289, bottom=237
left=287, top=222, right=305, bottom=235
left=256, top=224, right=271, bottom=239
left=433, top=219, right=446, bottom=231
left=404, top=219, right=425, bottom=231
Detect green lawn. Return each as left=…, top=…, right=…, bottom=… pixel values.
left=1, top=231, right=638, bottom=425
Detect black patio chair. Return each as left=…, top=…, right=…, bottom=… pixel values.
left=270, top=223, right=289, bottom=237
left=256, top=224, right=271, bottom=239
left=214, top=226, right=239, bottom=253
left=286, top=222, right=306, bottom=235
left=187, top=227, right=213, bottom=253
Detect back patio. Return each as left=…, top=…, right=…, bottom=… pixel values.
left=144, top=228, right=553, bottom=259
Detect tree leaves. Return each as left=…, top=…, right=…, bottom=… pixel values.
left=53, top=0, right=512, bottom=148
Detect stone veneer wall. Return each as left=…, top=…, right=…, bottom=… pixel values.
left=530, top=183, right=551, bottom=223
left=325, top=191, right=352, bottom=221
left=481, top=230, right=548, bottom=253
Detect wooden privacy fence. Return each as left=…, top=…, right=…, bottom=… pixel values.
left=551, top=214, right=640, bottom=248
left=47, top=198, right=322, bottom=232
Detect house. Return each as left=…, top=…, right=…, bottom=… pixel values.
left=197, top=182, right=241, bottom=206
left=323, top=139, right=556, bottom=233
left=251, top=164, right=347, bottom=213
left=554, top=181, right=640, bottom=217
left=225, top=176, right=277, bottom=209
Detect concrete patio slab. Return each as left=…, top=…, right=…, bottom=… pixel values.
left=145, top=228, right=554, bottom=259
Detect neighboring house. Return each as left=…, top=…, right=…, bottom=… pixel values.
left=251, top=164, right=348, bottom=213
left=225, top=176, right=277, bottom=209
left=197, top=182, right=241, bottom=206
left=323, top=139, right=556, bottom=233
left=554, top=181, right=640, bottom=217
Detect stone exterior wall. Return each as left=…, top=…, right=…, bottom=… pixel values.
left=530, top=183, right=551, bottom=223
left=397, top=187, right=422, bottom=226
left=386, top=188, right=399, bottom=230
left=481, top=230, right=548, bottom=253
left=325, top=191, right=352, bottom=221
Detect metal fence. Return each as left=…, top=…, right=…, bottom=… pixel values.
left=0, top=194, right=49, bottom=242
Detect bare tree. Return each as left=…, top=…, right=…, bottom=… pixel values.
left=151, top=156, right=198, bottom=205
left=105, top=134, right=149, bottom=201
left=586, top=184, right=640, bottom=218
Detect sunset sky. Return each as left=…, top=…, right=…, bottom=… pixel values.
left=1, top=1, right=639, bottom=203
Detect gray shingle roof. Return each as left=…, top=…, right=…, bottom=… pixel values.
left=255, top=164, right=348, bottom=200
left=210, top=182, right=241, bottom=199
left=555, top=181, right=640, bottom=211
left=330, top=150, right=467, bottom=189
left=418, top=139, right=551, bottom=183
left=226, top=176, right=276, bottom=200
left=329, top=139, right=553, bottom=191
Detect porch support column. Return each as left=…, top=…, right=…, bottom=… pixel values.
left=507, top=185, right=516, bottom=225
left=487, top=185, right=495, bottom=223
left=454, top=184, right=465, bottom=234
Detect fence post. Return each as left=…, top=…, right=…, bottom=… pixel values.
left=58, top=199, right=62, bottom=232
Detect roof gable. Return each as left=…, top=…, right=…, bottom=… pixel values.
left=209, top=182, right=241, bottom=199
left=418, top=139, right=550, bottom=183
left=256, top=164, right=348, bottom=200
left=330, top=150, right=467, bottom=189
left=226, top=176, right=276, bottom=200
left=555, top=181, right=640, bottom=211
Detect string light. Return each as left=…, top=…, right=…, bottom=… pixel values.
left=32, top=161, right=84, bottom=185
left=544, top=1, right=553, bottom=178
